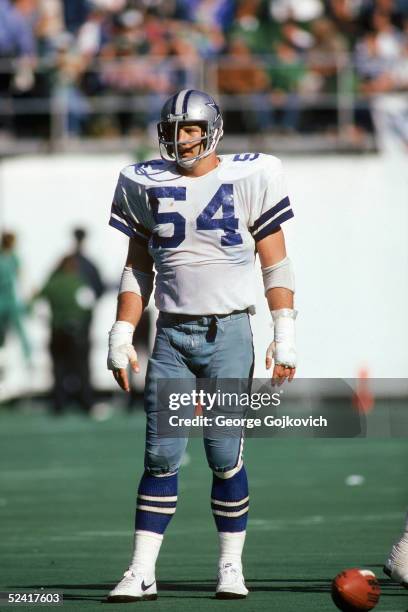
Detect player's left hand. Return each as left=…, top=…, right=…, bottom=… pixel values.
left=266, top=341, right=296, bottom=385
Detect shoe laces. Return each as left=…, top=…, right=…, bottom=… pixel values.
left=120, top=568, right=143, bottom=586
left=219, top=563, right=241, bottom=584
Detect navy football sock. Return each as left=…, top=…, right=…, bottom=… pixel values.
left=135, top=471, right=178, bottom=534
left=211, top=465, right=249, bottom=533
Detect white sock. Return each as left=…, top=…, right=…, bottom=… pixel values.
left=388, top=513, right=408, bottom=576
left=218, top=531, right=246, bottom=569
left=129, top=530, right=163, bottom=576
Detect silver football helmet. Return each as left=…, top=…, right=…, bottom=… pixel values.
left=157, top=89, right=223, bottom=168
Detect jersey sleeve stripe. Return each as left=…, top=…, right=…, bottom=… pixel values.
left=110, top=206, right=152, bottom=239
left=253, top=209, right=294, bottom=242
left=250, top=196, right=290, bottom=234
left=111, top=202, right=133, bottom=222
left=110, top=204, right=135, bottom=228
left=109, top=217, right=149, bottom=245
left=111, top=204, right=151, bottom=237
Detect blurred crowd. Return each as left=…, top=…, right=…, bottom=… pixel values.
left=0, top=227, right=150, bottom=416
left=1, top=0, right=408, bottom=138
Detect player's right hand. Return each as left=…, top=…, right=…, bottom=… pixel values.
left=108, top=321, right=139, bottom=392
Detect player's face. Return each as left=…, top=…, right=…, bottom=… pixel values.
left=177, top=124, right=205, bottom=160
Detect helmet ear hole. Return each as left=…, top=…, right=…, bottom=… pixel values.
left=158, top=121, right=174, bottom=143
left=158, top=121, right=176, bottom=158
left=163, top=123, right=174, bottom=142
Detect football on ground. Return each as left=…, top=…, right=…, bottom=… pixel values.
left=331, top=569, right=381, bottom=611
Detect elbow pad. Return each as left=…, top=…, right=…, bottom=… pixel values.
left=119, top=266, right=154, bottom=304
left=262, top=257, right=295, bottom=295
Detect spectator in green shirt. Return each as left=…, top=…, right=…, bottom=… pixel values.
left=36, top=254, right=96, bottom=415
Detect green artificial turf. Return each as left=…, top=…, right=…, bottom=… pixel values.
left=0, top=405, right=407, bottom=612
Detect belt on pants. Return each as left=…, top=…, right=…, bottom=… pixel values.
left=158, top=308, right=249, bottom=326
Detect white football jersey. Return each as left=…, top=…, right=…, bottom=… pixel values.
left=109, top=153, right=294, bottom=315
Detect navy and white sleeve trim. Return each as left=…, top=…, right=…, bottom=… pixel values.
left=109, top=203, right=151, bottom=246
left=250, top=196, right=294, bottom=242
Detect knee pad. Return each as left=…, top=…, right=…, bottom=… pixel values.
left=206, top=436, right=244, bottom=478
left=144, top=442, right=183, bottom=476
left=212, top=459, right=243, bottom=479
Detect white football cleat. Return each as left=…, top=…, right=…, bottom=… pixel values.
left=216, top=562, right=248, bottom=599
left=107, top=569, right=157, bottom=602
left=384, top=543, right=408, bottom=589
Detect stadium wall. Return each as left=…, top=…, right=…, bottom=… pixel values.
left=0, top=153, right=407, bottom=400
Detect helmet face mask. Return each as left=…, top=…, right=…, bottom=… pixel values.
left=158, top=120, right=209, bottom=165
left=157, top=90, right=223, bottom=168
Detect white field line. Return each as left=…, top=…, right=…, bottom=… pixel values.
left=0, top=468, right=93, bottom=480
left=0, top=421, right=145, bottom=437
left=248, top=512, right=405, bottom=530
left=3, top=511, right=400, bottom=543
left=49, top=531, right=132, bottom=541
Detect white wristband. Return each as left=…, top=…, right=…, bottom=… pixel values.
left=107, top=320, right=137, bottom=371
left=269, top=308, right=297, bottom=368
left=271, top=308, right=298, bottom=322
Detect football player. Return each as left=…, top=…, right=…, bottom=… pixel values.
left=384, top=511, right=408, bottom=589
left=106, top=89, right=297, bottom=601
